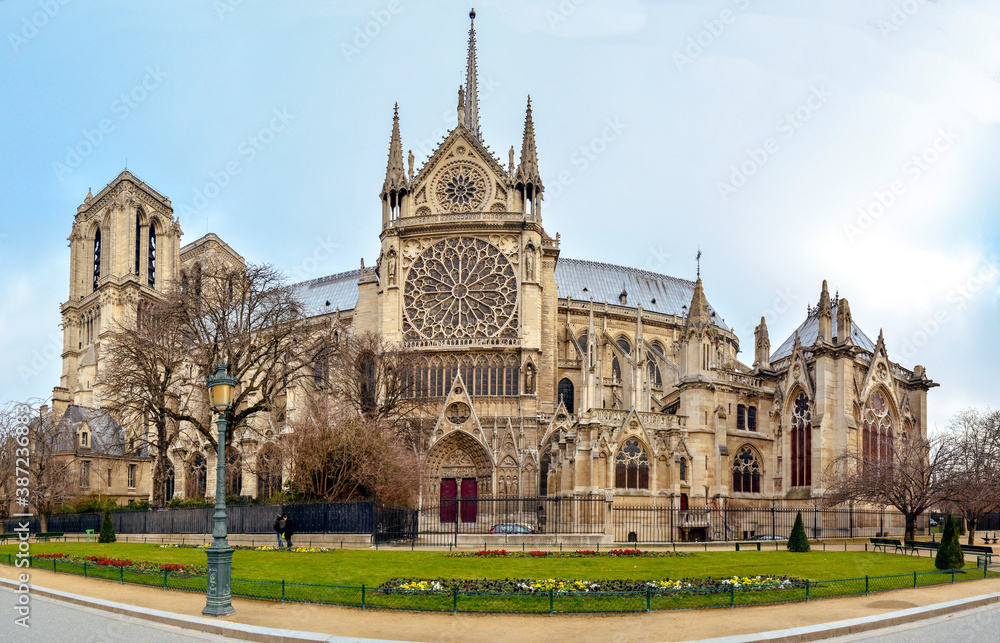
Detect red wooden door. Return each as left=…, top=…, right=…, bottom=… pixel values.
left=680, top=493, right=688, bottom=511
left=440, top=479, right=457, bottom=523
left=460, top=478, right=478, bottom=523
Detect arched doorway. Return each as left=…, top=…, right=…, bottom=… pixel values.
left=425, top=432, right=492, bottom=524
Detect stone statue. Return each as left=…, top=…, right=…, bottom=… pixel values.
left=525, top=248, right=535, bottom=281
left=387, top=249, right=397, bottom=285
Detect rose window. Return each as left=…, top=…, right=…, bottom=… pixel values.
left=434, top=163, right=488, bottom=212
left=403, top=237, right=518, bottom=341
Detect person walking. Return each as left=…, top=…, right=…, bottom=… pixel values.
left=283, top=514, right=296, bottom=548
left=273, top=514, right=286, bottom=548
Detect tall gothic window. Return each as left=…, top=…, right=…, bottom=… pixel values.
left=134, top=213, right=142, bottom=275
left=557, top=378, right=574, bottom=412
left=313, top=347, right=331, bottom=386
left=257, top=442, right=282, bottom=499
left=409, top=354, right=520, bottom=398
left=611, top=356, right=621, bottom=382
left=186, top=453, right=207, bottom=499
left=678, top=457, right=687, bottom=482
left=737, top=404, right=746, bottom=430
left=747, top=406, right=757, bottom=431
left=615, top=439, right=649, bottom=489
left=790, top=392, right=812, bottom=487
left=163, top=462, right=175, bottom=500
left=92, top=228, right=102, bottom=291
left=147, top=224, right=156, bottom=287
left=732, top=445, right=761, bottom=493
left=863, top=391, right=894, bottom=464
left=226, top=448, right=243, bottom=496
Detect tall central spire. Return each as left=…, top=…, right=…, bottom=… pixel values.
left=464, top=9, right=480, bottom=139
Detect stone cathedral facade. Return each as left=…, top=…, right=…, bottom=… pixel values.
left=51, top=13, right=937, bottom=510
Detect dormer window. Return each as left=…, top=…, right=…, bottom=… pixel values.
left=81, top=431, right=88, bottom=447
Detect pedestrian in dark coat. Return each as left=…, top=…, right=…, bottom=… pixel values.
left=273, top=514, right=286, bottom=548
left=283, top=514, right=296, bottom=548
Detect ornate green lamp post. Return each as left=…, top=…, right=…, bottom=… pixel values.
left=203, top=363, right=237, bottom=617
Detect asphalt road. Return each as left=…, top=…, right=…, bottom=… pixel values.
left=824, top=602, right=1000, bottom=642
left=0, top=587, right=239, bottom=643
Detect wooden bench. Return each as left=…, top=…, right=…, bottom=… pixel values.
left=33, top=532, right=64, bottom=542
left=735, top=541, right=761, bottom=551
left=905, top=540, right=938, bottom=556
left=870, top=537, right=904, bottom=553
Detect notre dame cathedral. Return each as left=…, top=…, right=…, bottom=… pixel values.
left=51, top=12, right=937, bottom=511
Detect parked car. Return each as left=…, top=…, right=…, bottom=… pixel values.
left=929, top=518, right=939, bottom=527
left=489, top=523, right=538, bottom=534
left=752, top=535, right=788, bottom=541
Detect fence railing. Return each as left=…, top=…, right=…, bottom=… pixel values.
left=3, top=553, right=996, bottom=614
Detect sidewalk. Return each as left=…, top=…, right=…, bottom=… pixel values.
left=2, top=566, right=997, bottom=642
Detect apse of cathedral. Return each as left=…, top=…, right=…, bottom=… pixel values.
left=53, top=12, right=936, bottom=507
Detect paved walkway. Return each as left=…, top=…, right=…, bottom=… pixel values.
left=823, top=602, right=1000, bottom=642
left=1, top=566, right=997, bottom=642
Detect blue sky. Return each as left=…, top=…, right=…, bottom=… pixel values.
left=1, top=0, right=998, bottom=431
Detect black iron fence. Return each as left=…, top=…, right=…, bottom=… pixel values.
left=1, top=502, right=376, bottom=536
left=613, top=504, right=932, bottom=543
left=416, top=496, right=607, bottom=545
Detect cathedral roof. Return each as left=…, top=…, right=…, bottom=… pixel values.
left=292, top=269, right=362, bottom=316
left=554, top=258, right=730, bottom=331
left=770, top=299, right=876, bottom=362
left=42, top=404, right=149, bottom=457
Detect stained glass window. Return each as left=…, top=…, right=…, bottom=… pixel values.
left=863, top=391, right=894, bottom=463
left=615, top=439, right=649, bottom=489
left=790, top=393, right=812, bottom=487
left=732, top=446, right=761, bottom=493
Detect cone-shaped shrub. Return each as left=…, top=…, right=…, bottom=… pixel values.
left=787, top=511, right=810, bottom=552
left=935, top=514, right=964, bottom=570
left=98, top=510, right=116, bottom=543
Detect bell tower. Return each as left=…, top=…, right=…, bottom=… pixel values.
left=54, top=170, right=181, bottom=411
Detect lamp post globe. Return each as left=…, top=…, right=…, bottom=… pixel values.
left=203, top=363, right=237, bottom=617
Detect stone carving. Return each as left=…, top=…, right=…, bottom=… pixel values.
left=434, top=162, right=488, bottom=212
left=403, top=237, right=518, bottom=341
left=386, top=248, right=397, bottom=286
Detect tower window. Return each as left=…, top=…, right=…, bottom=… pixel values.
left=134, top=213, right=142, bottom=275
left=147, top=224, right=156, bottom=288
left=92, top=228, right=102, bottom=291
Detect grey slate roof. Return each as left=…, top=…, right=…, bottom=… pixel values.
left=770, top=300, right=876, bottom=362
left=554, top=258, right=730, bottom=331
left=49, top=404, right=148, bottom=457
left=292, top=269, right=362, bottom=317
left=292, top=258, right=731, bottom=332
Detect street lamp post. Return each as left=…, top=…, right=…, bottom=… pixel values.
left=203, top=363, right=237, bottom=617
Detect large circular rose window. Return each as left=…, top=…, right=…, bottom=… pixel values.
left=403, top=238, right=518, bottom=341
left=434, top=163, right=488, bottom=212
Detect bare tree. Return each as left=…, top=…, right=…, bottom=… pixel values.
left=285, top=394, right=420, bottom=507
left=327, top=330, right=431, bottom=455
left=0, top=402, right=22, bottom=531
left=11, top=401, right=76, bottom=532
left=168, top=263, right=330, bottom=452
left=98, top=298, right=188, bottom=507
left=940, top=408, right=1000, bottom=545
left=825, top=434, right=953, bottom=542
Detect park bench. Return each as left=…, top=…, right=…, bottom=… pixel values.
left=33, top=533, right=64, bottom=542
left=0, top=534, right=16, bottom=543
left=905, top=540, right=938, bottom=556
left=734, top=541, right=761, bottom=551
left=961, top=544, right=994, bottom=566
left=869, top=537, right=905, bottom=553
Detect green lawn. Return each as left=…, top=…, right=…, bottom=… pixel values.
left=0, top=543, right=944, bottom=586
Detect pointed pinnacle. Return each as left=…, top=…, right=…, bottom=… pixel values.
left=464, top=9, right=480, bottom=139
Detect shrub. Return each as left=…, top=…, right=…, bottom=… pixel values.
left=98, top=510, right=116, bottom=543
left=935, top=514, right=965, bottom=570
left=787, top=511, right=810, bottom=552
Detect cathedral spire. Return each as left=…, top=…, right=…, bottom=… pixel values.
left=464, top=9, right=480, bottom=139
left=382, top=103, right=407, bottom=196
left=514, top=96, right=543, bottom=189
left=817, top=279, right=833, bottom=343
left=685, top=275, right=712, bottom=332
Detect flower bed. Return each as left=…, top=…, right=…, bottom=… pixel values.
left=447, top=549, right=693, bottom=559
left=36, top=553, right=206, bottom=576
left=378, top=575, right=806, bottom=595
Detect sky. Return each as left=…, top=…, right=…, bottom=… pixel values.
left=0, top=0, right=998, bottom=432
